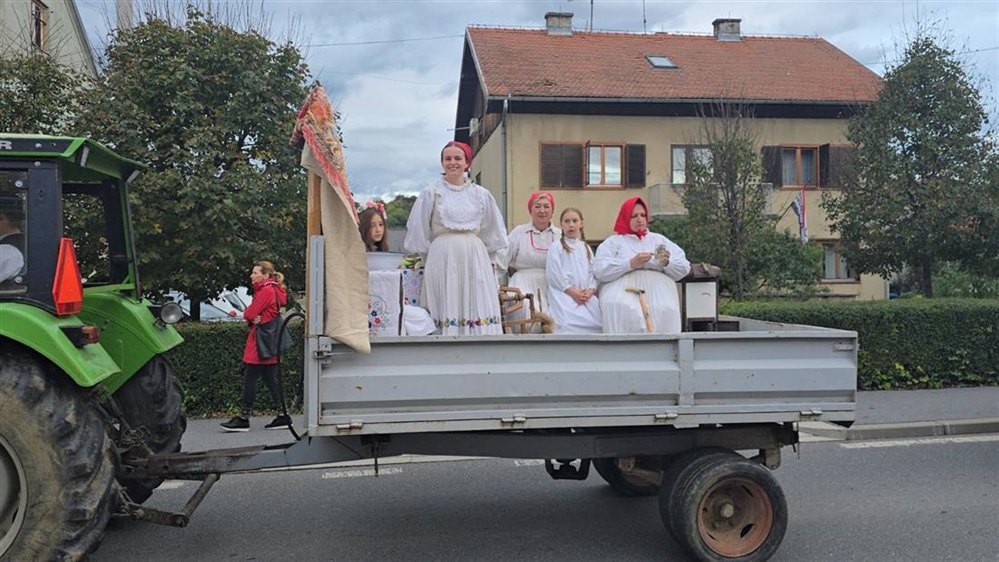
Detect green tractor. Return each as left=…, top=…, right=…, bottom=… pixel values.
left=0, top=134, right=187, bottom=560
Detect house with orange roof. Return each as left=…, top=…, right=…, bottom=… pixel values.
left=454, top=13, right=887, bottom=299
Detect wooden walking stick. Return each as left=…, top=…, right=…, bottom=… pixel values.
left=625, top=287, right=654, bottom=333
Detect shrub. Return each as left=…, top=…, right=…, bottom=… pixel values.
left=167, top=319, right=305, bottom=417
left=722, top=299, right=999, bottom=389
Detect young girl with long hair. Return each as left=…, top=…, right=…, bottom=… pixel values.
left=545, top=208, right=601, bottom=334
left=359, top=204, right=389, bottom=252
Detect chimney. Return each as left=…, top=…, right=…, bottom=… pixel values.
left=712, top=18, right=742, bottom=41
left=545, top=12, right=573, bottom=36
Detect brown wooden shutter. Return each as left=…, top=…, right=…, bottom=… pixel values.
left=563, top=144, right=584, bottom=188
left=819, top=144, right=830, bottom=187
left=541, top=144, right=562, bottom=188
left=541, top=143, right=584, bottom=188
left=624, top=144, right=646, bottom=188
left=829, top=146, right=855, bottom=188
left=761, top=146, right=781, bottom=187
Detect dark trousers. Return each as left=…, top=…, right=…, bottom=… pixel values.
left=241, top=363, right=287, bottom=418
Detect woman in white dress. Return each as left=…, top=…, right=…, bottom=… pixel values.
left=497, top=192, right=560, bottom=329
left=404, top=141, right=508, bottom=335
left=545, top=208, right=601, bottom=334
left=593, top=197, right=691, bottom=334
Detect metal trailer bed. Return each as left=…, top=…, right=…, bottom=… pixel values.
left=126, top=236, right=858, bottom=561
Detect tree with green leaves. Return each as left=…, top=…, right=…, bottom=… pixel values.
left=823, top=29, right=994, bottom=297
left=384, top=195, right=416, bottom=228
left=656, top=102, right=822, bottom=300
left=0, top=52, right=88, bottom=135
left=79, top=7, right=311, bottom=318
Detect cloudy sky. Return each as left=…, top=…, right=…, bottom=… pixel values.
left=76, top=0, right=998, bottom=202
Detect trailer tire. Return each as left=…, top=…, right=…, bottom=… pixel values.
left=592, top=457, right=660, bottom=497
left=114, top=354, right=187, bottom=504
left=0, top=350, right=117, bottom=561
left=669, top=456, right=787, bottom=562
left=658, top=448, right=741, bottom=538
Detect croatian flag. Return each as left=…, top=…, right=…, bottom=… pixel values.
left=790, top=187, right=808, bottom=244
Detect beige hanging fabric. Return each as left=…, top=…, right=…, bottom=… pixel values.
left=292, top=86, right=371, bottom=353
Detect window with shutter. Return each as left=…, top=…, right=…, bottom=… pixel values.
left=31, top=0, right=49, bottom=50
left=769, top=146, right=819, bottom=188
left=587, top=144, right=623, bottom=186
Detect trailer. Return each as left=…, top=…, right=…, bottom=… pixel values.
left=124, top=235, right=858, bottom=562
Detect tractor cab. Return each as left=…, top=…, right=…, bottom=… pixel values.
left=0, top=134, right=182, bottom=390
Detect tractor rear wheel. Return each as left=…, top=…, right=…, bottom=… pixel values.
left=0, top=349, right=117, bottom=561
left=114, top=354, right=187, bottom=504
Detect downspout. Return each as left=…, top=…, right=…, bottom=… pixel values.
left=500, top=97, right=509, bottom=227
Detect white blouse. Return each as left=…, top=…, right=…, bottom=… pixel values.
left=496, top=222, right=561, bottom=273
left=403, top=178, right=508, bottom=262
left=593, top=233, right=691, bottom=283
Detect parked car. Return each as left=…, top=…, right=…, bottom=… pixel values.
left=167, top=288, right=251, bottom=322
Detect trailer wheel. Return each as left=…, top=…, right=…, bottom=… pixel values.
left=0, top=350, right=117, bottom=561
left=592, top=457, right=660, bottom=497
left=668, top=456, right=787, bottom=562
left=114, top=354, right=187, bottom=504
left=658, top=448, right=741, bottom=538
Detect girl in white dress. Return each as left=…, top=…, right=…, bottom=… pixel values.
left=360, top=204, right=435, bottom=337
left=545, top=208, right=601, bottom=334
left=404, top=142, right=508, bottom=335
left=497, top=192, right=560, bottom=331
left=593, top=197, right=691, bottom=334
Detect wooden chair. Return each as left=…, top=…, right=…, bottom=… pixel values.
left=499, top=286, right=554, bottom=334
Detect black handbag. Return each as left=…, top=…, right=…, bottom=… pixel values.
left=255, top=314, right=293, bottom=359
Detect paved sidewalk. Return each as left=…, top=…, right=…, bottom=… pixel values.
left=801, top=386, right=999, bottom=440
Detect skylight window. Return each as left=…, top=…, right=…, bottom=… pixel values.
left=646, top=55, right=677, bottom=69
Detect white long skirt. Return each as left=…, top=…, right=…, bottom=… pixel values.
left=505, top=268, right=548, bottom=333
left=599, top=270, right=682, bottom=334
left=423, top=232, right=502, bottom=336
left=548, top=290, right=602, bottom=334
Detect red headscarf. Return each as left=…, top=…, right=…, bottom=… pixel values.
left=613, top=197, right=648, bottom=239
left=527, top=191, right=555, bottom=212
left=441, top=141, right=473, bottom=172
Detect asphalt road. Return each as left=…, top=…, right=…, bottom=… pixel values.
left=92, top=435, right=999, bottom=562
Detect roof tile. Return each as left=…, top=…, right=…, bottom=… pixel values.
left=467, top=27, right=882, bottom=103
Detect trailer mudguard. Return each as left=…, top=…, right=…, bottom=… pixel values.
left=0, top=303, right=121, bottom=386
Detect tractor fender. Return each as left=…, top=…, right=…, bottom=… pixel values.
left=0, top=303, right=121, bottom=387
left=78, top=289, right=183, bottom=393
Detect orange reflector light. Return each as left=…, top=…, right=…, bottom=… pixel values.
left=53, top=237, right=83, bottom=315
left=81, top=325, right=100, bottom=345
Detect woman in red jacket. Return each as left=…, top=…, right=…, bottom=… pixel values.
left=220, top=260, right=291, bottom=432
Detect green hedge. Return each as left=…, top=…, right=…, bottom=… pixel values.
left=167, top=320, right=305, bottom=417
left=722, top=299, right=999, bottom=390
